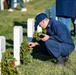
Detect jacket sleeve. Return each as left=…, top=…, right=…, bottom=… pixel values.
left=49, top=23, right=67, bottom=43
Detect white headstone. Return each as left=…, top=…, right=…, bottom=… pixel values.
left=0, top=36, right=6, bottom=75
left=0, top=36, right=6, bottom=53
left=0, top=0, right=4, bottom=10
left=14, top=26, right=23, bottom=66
left=19, top=26, right=23, bottom=44
left=27, top=18, right=34, bottom=42
left=37, top=25, right=42, bottom=32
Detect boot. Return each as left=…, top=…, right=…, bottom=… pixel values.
left=62, top=56, right=69, bottom=62
left=56, top=56, right=65, bottom=66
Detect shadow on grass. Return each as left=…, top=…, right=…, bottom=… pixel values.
left=71, top=20, right=76, bottom=37
left=6, top=45, right=13, bottom=49
left=6, top=39, right=13, bottom=49
left=71, top=30, right=75, bottom=36
left=31, top=46, right=56, bottom=63
left=14, top=21, right=27, bottom=28
left=14, top=21, right=27, bottom=36
left=71, top=30, right=76, bottom=37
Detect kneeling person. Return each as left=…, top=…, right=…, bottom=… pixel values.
left=29, top=13, right=75, bottom=66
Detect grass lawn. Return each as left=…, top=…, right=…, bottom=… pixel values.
left=0, top=0, right=76, bottom=75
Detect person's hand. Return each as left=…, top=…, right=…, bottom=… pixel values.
left=28, top=42, right=38, bottom=48
left=40, top=34, right=50, bottom=41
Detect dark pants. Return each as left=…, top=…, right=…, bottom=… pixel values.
left=38, top=40, right=74, bottom=59
left=37, top=41, right=55, bottom=58
left=6, top=0, right=11, bottom=8
left=45, top=39, right=74, bottom=58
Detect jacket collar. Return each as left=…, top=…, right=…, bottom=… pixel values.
left=47, top=18, right=51, bottom=28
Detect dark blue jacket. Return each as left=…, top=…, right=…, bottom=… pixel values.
left=47, top=18, right=74, bottom=45
left=46, top=18, right=75, bottom=53
left=38, top=18, right=75, bottom=58
left=56, top=0, right=75, bottom=18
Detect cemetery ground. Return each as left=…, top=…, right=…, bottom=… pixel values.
left=0, top=0, right=76, bottom=75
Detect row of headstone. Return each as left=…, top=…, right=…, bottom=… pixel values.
left=0, top=19, right=41, bottom=66
left=0, top=18, right=42, bottom=74
left=14, top=19, right=42, bottom=66
left=0, top=26, right=23, bottom=75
